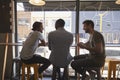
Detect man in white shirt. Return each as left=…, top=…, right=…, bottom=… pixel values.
left=20, top=21, right=51, bottom=75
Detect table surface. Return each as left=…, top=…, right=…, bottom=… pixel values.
left=0, top=43, right=23, bottom=46
left=106, top=57, right=120, bottom=64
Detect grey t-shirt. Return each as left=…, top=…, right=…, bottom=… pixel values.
left=48, top=28, right=73, bottom=67
left=20, top=31, right=44, bottom=60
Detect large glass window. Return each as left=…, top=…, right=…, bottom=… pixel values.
left=16, top=1, right=76, bottom=76
left=15, top=0, right=120, bottom=77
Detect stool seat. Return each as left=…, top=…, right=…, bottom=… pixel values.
left=22, top=63, right=42, bottom=80
left=104, top=57, right=120, bottom=80
left=82, top=67, right=102, bottom=80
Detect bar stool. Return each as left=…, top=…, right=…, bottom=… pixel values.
left=21, top=63, right=42, bottom=80
left=52, top=65, right=69, bottom=80
left=82, top=67, right=102, bottom=80
left=104, top=57, right=120, bottom=80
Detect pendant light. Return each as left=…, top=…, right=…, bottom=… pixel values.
left=115, top=0, right=120, bottom=4
left=29, top=0, right=46, bottom=6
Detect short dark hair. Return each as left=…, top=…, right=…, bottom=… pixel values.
left=32, top=21, right=42, bottom=31
left=83, top=20, right=94, bottom=28
left=55, top=19, right=65, bottom=28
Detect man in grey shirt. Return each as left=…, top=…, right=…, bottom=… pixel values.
left=20, top=21, right=51, bottom=75
left=48, top=19, right=73, bottom=80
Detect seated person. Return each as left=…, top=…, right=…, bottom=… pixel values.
left=48, top=19, right=73, bottom=80
left=20, top=21, right=51, bottom=75
left=71, top=20, right=106, bottom=79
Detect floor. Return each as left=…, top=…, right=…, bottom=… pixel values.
left=12, top=76, right=77, bottom=80
left=11, top=67, right=120, bottom=80
left=11, top=75, right=109, bottom=80
left=42, top=77, right=76, bottom=80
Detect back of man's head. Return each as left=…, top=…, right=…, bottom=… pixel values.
left=55, top=19, right=65, bottom=29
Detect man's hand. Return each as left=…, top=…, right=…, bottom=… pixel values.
left=77, top=42, right=86, bottom=49
left=39, top=40, right=46, bottom=46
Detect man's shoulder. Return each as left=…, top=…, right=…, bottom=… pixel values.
left=49, top=30, right=57, bottom=34
left=94, top=31, right=103, bottom=37
left=48, top=30, right=73, bottom=36
left=48, top=30, right=57, bottom=37
left=65, top=31, right=73, bottom=37
left=67, top=31, right=73, bottom=35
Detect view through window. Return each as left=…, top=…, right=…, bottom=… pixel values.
left=17, top=2, right=76, bottom=76
left=16, top=1, right=120, bottom=77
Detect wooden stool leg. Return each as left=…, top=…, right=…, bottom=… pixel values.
left=22, top=64, right=25, bottom=80
left=27, top=66, right=30, bottom=80
left=107, top=61, right=112, bottom=80
left=113, top=64, right=117, bottom=80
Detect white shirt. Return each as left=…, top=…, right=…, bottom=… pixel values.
left=20, top=31, right=44, bottom=60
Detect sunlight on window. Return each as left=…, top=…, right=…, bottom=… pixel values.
left=17, top=3, right=24, bottom=11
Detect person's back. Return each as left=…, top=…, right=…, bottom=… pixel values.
left=48, top=19, right=73, bottom=68
left=48, top=28, right=73, bottom=67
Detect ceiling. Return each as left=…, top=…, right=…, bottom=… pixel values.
left=16, top=0, right=120, bottom=11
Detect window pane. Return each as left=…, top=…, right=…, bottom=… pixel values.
left=17, top=2, right=76, bottom=76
